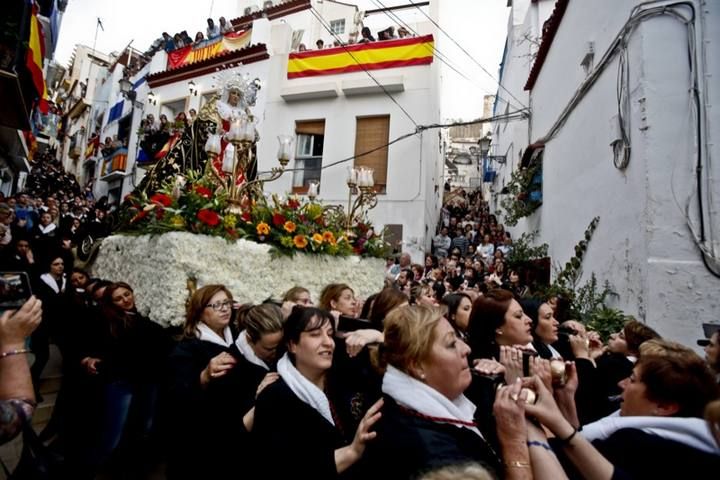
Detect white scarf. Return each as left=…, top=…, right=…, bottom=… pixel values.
left=38, top=223, right=57, bottom=234
left=582, top=414, right=720, bottom=455
left=235, top=329, right=270, bottom=371
left=382, top=365, right=482, bottom=437
left=277, top=353, right=334, bottom=426
left=196, top=323, right=233, bottom=348
left=40, top=273, right=65, bottom=294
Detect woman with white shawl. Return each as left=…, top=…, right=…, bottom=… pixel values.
left=253, top=306, right=383, bottom=479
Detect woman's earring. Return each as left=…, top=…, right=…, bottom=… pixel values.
left=496, top=329, right=503, bottom=336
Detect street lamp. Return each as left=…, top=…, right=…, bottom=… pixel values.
left=478, top=136, right=491, bottom=158
left=119, top=77, right=136, bottom=101
left=188, top=81, right=198, bottom=96
left=147, top=91, right=157, bottom=105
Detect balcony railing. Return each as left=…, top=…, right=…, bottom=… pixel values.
left=100, top=148, right=128, bottom=181
left=287, top=34, right=434, bottom=79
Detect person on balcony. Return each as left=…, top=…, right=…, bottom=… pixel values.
left=194, top=31, right=205, bottom=44
left=219, top=16, right=232, bottom=34
left=161, top=32, right=175, bottom=52
left=206, top=18, right=221, bottom=40
left=315, top=39, right=325, bottom=50
left=358, top=26, right=375, bottom=43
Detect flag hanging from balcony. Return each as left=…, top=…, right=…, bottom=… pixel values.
left=287, top=34, right=434, bottom=79
left=26, top=0, right=49, bottom=113
left=167, top=30, right=252, bottom=70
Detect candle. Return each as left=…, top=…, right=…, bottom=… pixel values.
left=205, top=134, right=221, bottom=154
left=308, top=182, right=319, bottom=198
left=366, top=168, right=374, bottom=187
left=347, top=167, right=358, bottom=185
left=277, top=135, right=294, bottom=162
left=222, top=142, right=235, bottom=173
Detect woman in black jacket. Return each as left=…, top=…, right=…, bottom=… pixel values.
left=165, top=287, right=281, bottom=479
left=362, top=305, right=535, bottom=479
left=253, top=307, right=383, bottom=480
left=92, top=282, right=171, bottom=470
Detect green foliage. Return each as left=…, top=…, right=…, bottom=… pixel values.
left=500, top=163, right=542, bottom=226
left=541, top=217, right=630, bottom=340
left=506, top=230, right=548, bottom=269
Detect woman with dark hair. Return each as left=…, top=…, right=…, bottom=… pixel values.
left=440, top=293, right=472, bottom=339
left=466, top=289, right=532, bottom=361
left=424, top=254, right=438, bottom=278
left=368, top=287, right=408, bottom=330
left=92, top=282, right=171, bottom=471
left=166, top=286, right=280, bottom=479
left=253, top=307, right=383, bottom=479
left=519, top=299, right=560, bottom=359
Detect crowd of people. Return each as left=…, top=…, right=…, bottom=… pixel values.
left=299, top=23, right=413, bottom=52
left=0, top=180, right=719, bottom=479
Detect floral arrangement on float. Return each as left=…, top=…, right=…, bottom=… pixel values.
left=120, top=171, right=389, bottom=258
left=115, top=69, right=390, bottom=258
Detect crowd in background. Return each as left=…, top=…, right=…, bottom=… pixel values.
left=0, top=171, right=719, bottom=479
left=299, top=23, right=413, bottom=52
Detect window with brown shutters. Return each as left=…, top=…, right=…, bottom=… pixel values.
left=293, top=120, right=325, bottom=193
left=354, top=115, right=389, bottom=193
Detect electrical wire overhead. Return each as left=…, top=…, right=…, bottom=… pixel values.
left=407, top=0, right=529, bottom=111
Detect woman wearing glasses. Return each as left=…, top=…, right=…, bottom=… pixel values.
left=166, top=285, right=280, bottom=479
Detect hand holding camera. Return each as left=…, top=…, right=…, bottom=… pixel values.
left=0, top=296, right=42, bottom=349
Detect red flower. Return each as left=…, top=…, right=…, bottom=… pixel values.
left=272, top=212, right=286, bottom=226
left=287, top=198, right=300, bottom=210
left=131, top=210, right=149, bottom=223
left=156, top=208, right=165, bottom=220
left=298, top=214, right=307, bottom=223
left=197, top=209, right=220, bottom=226
left=315, top=217, right=325, bottom=227
left=150, top=193, right=172, bottom=207
left=241, top=211, right=251, bottom=222
left=194, top=185, right=212, bottom=198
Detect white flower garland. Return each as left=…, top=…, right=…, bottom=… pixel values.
left=91, top=232, right=386, bottom=326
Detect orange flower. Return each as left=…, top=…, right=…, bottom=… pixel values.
left=293, top=234, right=308, bottom=249
left=256, top=222, right=270, bottom=235
left=312, top=233, right=323, bottom=244
left=322, top=231, right=336, bottom=245
left=283, top=221, right=296, bottom=233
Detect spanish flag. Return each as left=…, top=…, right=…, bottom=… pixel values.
left=26, top=1, right=49, bottom=114
left=288, top=34, right=434, bottom=79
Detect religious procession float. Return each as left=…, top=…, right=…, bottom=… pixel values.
left=90, top=72, right=387, bottom=326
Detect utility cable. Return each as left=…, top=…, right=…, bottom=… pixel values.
left=368, top=0, right=524, bottom=111
left=407, top=0, right=529, bottom=110
left=309, top=7, right=419, bottom=128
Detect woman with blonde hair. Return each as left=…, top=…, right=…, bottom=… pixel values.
left=363, top=305, right=536, bottom=479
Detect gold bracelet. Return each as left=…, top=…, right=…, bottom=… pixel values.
left=505, top=460, right=531, bottom=469
left=0, top=348, right=32, bottom=359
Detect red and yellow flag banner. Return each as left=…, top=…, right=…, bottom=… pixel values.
left=26, top=1, right=49, bottom=113
left=167, top=30, right=252, bottom=70
left=287, top=34, right=434, bottom=79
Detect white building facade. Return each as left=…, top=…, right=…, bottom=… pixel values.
left=491, top=0, right=720, bottom=347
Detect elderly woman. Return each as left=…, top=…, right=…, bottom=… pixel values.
left=524, top=339, right=720, bottom=479
left=363, top=305, right=541, bottom=479
left=166, top=286, right=279, bottom=479
left=253, top=307, right=383, bottom=479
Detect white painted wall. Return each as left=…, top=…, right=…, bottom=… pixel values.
left=492, top=0, right=720, bottom=348
left=258, top=21, right=441, bottom=262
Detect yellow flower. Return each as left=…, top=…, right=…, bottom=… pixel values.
left=323, top=231, right=336, bottom=245
left=293, top=234, right=308, bottom=249
left=170, top=215, right=185, bottom=228
left=224, top=214, right=237, bottom=229
left=256, top=222, right=270, bottom=235
left=283, top=221, right=297, bottom=233
left=312, top=233, right=323, bottom=244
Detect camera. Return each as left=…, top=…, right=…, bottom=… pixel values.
left=0, top=272, right=32, bottom=310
